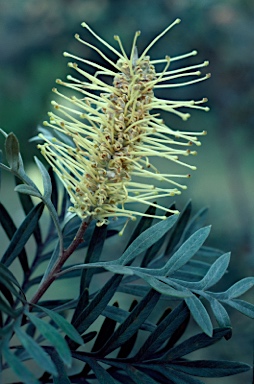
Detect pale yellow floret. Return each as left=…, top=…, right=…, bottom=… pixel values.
left=39, top=19, right=210, bottom=227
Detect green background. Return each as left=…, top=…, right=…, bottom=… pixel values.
left=0, top=1, right=253, bottom=383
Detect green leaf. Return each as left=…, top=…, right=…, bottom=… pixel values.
left=101, top=290, right=160, bottom=354
left=5, top=132, right=20, bottom=171
left=223, top=277, right=254, bottom=298
left=14, top=184, right=42, bottom=198
left=14, top=325, right=58, bottom=376
left=39, top=241, right=60, bottom=285
left=0, top=262, right=23, bottom=290
left=136, top=302, right=189, bottom=359
left=25, top=311, right=72, bottom=367
left=92, top=302, right=118, bottom=352
left=0, top=203, right=29, bottom=275
left=197, top=253, right=231, bottom=289
left=137, top=273, right=191, bottom=298
left=170, top=360, right=251, bottom=377
left=1, top=202, right=44, bottom=267
left=146, top=365, right=204, bottom=384
left=208, top=298, right=231, bottom=329
left=223, top=299, right=254, bottom=318
left=85, top=357, right=117, bottom=384
left=162, top=226, right=211, bottom=275
left=72, top=275, right=122, bottom=336
left=2, top=343, right=39, bottom=384
left=0, top=297, right=21, bottom=317
left=185, top=295, right=213, bottom=336
left=117, top=215, right=178, bottom=266
left=15, top=177, right=42, bottom=244
left=35, top=305, right=83, bottom=345
left=165, top=200, right=192, bottom=255
left=183, top=207, right=208, bottom=241
left=102, top=304, right=156, bottom=332
left=80, top=224, right=108, bottom=293
left=34, top=156, right=52, bottom=199
left=126, top=205, right=156, bottom=249
left=164, top=327, right=231, bottom=360
left=124, top=366, right=159, bottom=384
left=45, top=348, right=72, bottom=384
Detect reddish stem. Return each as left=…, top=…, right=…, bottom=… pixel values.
left=29, top=220, right=90, bottom=308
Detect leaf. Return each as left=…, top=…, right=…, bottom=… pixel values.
left=208, top=298, right=231, bottom=329
left=80, top=224, right=108, bottom=293
left=39, top=241, right=60, bottom=285
left=5, top=132, right=20, bottom=171
left=85, top=357, right=117, bottom=384
left=117, top=215, right=178, bottom=265
left=45, top=348, right=72, bottom=384
left=137, top=274, right=191, bottom=298
left=170, top=360, right=251, bottom=377
left=162, top=226, right=211, bottom=276
left=92, top=302, right=118, bottom=352
left=117, top=300, right=138, bottom=358
left=146, top=365, right=204, bottom=384
left=1, top=202, right=44, bottom=267
left=0, top=203, right=29, bottom=275
left=182, top=207, right=208, bottom=241
left=126, top=205, right=156, bottom=249
left=136, top=302, right=189, bottom=359
left=72, top=275, right=122, bottom=336
left=0, top=262, right=23, bottom=290
left=14, top=325, right=58, bottom=376
left=197, top=253, right=231, bottom=289
left=2, top=343, right=40, bottom=384
left=223, top=277, right=254, bottom=299
left=0, top=297, right=21, bottom=317
left=102, top=304, right=156, bottom=332
left=165, top=200, right=192, bottom=255
left=185, top=295, right=213, bottom=336
left=14, top=184, right=42, bottom=198
left=164, top=327, right=231, bottom=360
left=124, top=365, right=159, bottom=384
left=34, top=156, right=52, bottom=199
left=25, top=311, right=72, bottom=367
left=101, top=290, right=160, bottom=354
left=35, top=305, right=83, bottom=345
left=223, top=299, right=254, bottom=318
left=15, top=178, right=42, bottom=244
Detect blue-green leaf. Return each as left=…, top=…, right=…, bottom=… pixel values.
left=25, top=311, right=72, bottom=367
left=5, top=133, right=20, bottom=171
left=2, top=343, right=39, bottom=384
left=223, top=299, right=254, bottom=318
left=208, top=298, right=231, bottom=328
left=198, top=253, right=230, bottom=289
left=185, top=295, right=213, bottom=336
left=164, top=328, right=231, bottom=360
left=14, top=184, right=42, bottom=198
left=85, top=357, right=117, bottom=384
left=36, top=305, right=83, bottom=345
left=34, top=156, right=52, bottom=199
left=14, top=325, right=58, bottom=376
left=162, top=226, right=211, bottom=275
left=117, top=215, right=178, bottom=265
left=1, top=202, right=44, bottom=267
left=170, top=360, right=251, bottom=377
left=137, top=273, right=191, bottom=298
left=223, top=277, right=254, bottom=299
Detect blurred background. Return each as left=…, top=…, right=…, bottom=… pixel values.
left=0, top=0, right=253, bottom=383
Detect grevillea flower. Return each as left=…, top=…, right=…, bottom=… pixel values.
left=38, top=19, right=210, bottom=226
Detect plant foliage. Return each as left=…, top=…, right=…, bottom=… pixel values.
left=0, top=131, right=253, bottom=383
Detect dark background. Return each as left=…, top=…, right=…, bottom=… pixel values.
left=0, top=1, right=253, bottom=383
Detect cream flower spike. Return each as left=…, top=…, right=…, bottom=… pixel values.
left=38, top=19, right=210, bottom=226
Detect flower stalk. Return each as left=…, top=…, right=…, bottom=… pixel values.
left=38, top=18, right=209, bottom=227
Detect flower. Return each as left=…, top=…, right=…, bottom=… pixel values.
left=38, top=18, right=210, bottom=226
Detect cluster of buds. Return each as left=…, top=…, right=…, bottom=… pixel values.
left=38, top=19, right=209, bottom=226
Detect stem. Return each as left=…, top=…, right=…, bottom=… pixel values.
left=29, top=219, right=91, bottom=308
